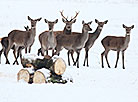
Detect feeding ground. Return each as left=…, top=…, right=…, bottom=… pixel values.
left=0, top=0, right=138, bottom=102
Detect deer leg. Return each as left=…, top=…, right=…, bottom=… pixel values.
left=122, top=51, right=125, bottom=69
left=53, top=46, right=62, bottom=57
left=70, top=51, right=75, bottom=65
left=101, top=51, right=105, bottom=68
left=4, top=51, right=10, bottom=64
left=46, top=50, right=48, bottom=55
left=0, top=49, right=4, bottom=64
left=73, top=50, right=80, bottom=68
left=52, top=50, right=55, bottom=56
left=115, top=51, right=120, bottom=68
left=86, top=50, right=89, bottom=67
left=19, top=49, right=23, bottom=60
left=13, top=47, right=19, bottom=65
left=76, top=51, right=80, bottom=68
left=37, top=48, right=41, bottom=56
left=19, top=47, right=24, bottom=61
left=28, top=45, right=32, bottom=53
left=83, top=49, right=87, bottom=66
left=13, top=47, right=24, bottom=65
left=105, top=50, right=110, bottom=68
left=41, top=48, right=45, bottom=56
left=83, top=49, right=89, bottom=67
left=28, top=47, right=31, bottom=53
left=25, top=48, right=27, bottom=54
left=67, top=50, right=71, bottom=66
left=5, top=40, right=13, bottom=64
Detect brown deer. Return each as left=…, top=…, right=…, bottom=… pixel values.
left=101, top=24, right=134, bottom=69
left=37, top=10, right=79, bottom=56
left=54, top=20, right=92, bottom=68
left=83, top=19, right=108, bottom=67
left=0, top=26, right=30, bottom=64
left=38, top=19, right=58, bottom=56
left=5, top=16, right=42, bottom=64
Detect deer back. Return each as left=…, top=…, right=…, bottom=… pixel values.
left=101, top=36, right=127, bottom=51
left=101, top=24, right=134, bottom=51
left=8, top=30, right=32, bottom=47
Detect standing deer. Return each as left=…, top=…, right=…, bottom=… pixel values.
left=38, top=19, right=58, bottom=56
left=83, top=19, right=108, bottom=67
left=13, top=25, right=30, bottom=65
left=0, top=26, right=29, bottom=64
left=37, top=10, right=79, bottom=56
left=54, top=20, right=92, bottom=68
left=101, top=24, right=134, bottom=69
left=5, top=16, right=42, bottom=64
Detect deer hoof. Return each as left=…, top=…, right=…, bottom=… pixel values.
left=6, top=61, right=10, bottom=64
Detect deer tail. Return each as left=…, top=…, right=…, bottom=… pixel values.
left=0, top=38, right=2, bottom=42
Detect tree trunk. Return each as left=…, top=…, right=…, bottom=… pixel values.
left=33, top=71, right=46, bottom=84
left=17, top=69, right=30, bottom=83
left=50, top=58, right=66, bottom=75
left=19, top=55, right=67, bottom=84
left=21, top=56, right=66, bottom=75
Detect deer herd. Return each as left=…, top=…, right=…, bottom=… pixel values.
left=0, top=11, right=134, bottom=69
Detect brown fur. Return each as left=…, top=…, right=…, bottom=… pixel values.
left=83, top=19, right=108, bottom=67
left=4, top=16, right=41, bottom=64
left=55, top=21, right=92, bottom=68
left=101, top=24, right=134, bottom=69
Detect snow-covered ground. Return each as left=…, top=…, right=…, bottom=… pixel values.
left=0, top=0, right=138, bottom=102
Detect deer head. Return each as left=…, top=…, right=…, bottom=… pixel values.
left=82, top=20, right=92, bottom=32
left=28, top=16, right=42, bottom=28
left=44, top=19, right=58, bottom=31
left=24, top=25, right=29, bottom=31
left=95, top=19, right=108, bottom=30
left=123, top=24, right=134, bottom=36
left=60, top=10, right=79, bottom=31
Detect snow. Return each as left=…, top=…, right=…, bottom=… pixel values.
left=0, top=0, right=138, bottom=102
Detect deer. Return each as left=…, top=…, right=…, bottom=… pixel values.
left=38, top=19, right=58, bottom=56
left=101, top=24, right=134, bottom=69
left=83, top=19, right=108, bottom=67
left=37, top=10, right=79, bottom=56
left=54, top=20, right=92, bottom=68
left=0, top=25, right=30, bottom=64
left=4, top=16, right=42, bottom=64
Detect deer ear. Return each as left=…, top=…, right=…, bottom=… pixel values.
left=131, top=25, right=134, bottom=29
left=95, top=19, right=98, bottom=23
left=123, top=24, right=126, bottom=28
left=37, top=17, right=42, bottom=21
left=82, top=20, right=85, bottom=24
left=104, top=20, right=108, bottom=24
left=24, top=26, right=27, bottom=30
left=54, top=19, right=58, bottom=24
left=44, top=19, right=48, bottom=23
left=71, top=19, right=76, bottom=23
left=28, top=16, right=32, bottom=21
left=27, top=25, right=29, bottom=29
left=88, top=21, right=92, bottom=25
left=24, top=26, right=29, bottom=31
left=62, top=18, right=66, bottom=23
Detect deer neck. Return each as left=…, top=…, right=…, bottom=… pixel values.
left=93, top=26, right=103, bottom=39
left=81, top=28, right=89, bottom=44
left=63, top=27, right=71, bottom=35
left=48, top=30, right=56, bottom=43
left=30, top=27, right=36, bottom=37
left=124, top=33, right=130, bottom=45
left=49, top=30, right=54, bottom=37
